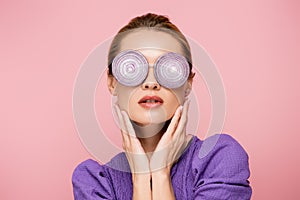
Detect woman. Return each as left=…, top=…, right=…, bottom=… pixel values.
left=72, top=13, right=252, bottom=199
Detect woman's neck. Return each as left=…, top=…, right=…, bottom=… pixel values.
left=132, top=121, right=169, bottom=153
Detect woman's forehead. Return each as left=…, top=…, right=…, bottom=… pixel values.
left=119, top=29, right=183, bottom=55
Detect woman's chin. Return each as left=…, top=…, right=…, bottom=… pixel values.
left=131, top=119, right=167, bottom=126
left=128, top=109, right=172, bottom=125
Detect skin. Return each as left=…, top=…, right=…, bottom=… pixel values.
left=107, top=29, right=194, bottom=200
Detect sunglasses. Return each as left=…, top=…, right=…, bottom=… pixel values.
left=111, top=50, right=190, bottom=89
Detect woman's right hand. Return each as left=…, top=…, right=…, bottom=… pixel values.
left=114, top=105, right=152, bottom=200
left=114, top=104, right=151, bottom=175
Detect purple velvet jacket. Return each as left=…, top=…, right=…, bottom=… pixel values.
left=72, top=134, right=252, bottom=199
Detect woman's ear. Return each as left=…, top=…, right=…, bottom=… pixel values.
left=107, top=72, right=117, bottom=96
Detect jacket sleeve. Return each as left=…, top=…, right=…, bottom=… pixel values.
left=72, top=159, right=114, bottom=200
left=192, top=134, right=252, bottom=200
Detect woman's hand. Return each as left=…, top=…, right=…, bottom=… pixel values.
left=114, top=100, right=191, bottom=200
left=114, top=100, right=190, bottom=174
left=150, top=99, right=191, bottom=173
left=150, top=100, right=191, bottom=200
left=114, top=105, right=152, bottom=200
left=114, top=104, right=150, bottom=174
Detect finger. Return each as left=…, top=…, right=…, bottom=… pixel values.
left=114, top=105, right=131, bottom=150
left=176, top=100, right=190, bottom=132
left=173, top=99, right=190, bottom=138
left=129, top=136, right=146, bottom=154
left=121, top=110, right=137, bottom=138
left=162, top=105, right=183, bottom=141
left=121, top=111, right=147, bottom=154
left=114, top=104, right=126, bottom=133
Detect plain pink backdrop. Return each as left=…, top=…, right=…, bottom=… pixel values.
left=1, top=0, right=299, bottom=199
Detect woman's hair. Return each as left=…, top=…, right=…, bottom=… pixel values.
left=107, top=13, right=195, bottom=79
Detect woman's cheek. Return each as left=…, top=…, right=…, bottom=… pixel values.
left=115, top=85, right=135, bottom=113
left=128, top=96, right=140, bottom=121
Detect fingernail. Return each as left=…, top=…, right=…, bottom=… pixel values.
left=113, top=103, right=118, bottom=109
left=121, top=110, right=127, bottom=117
left=187, top=100, right=191, bottom=110
left=180, top=105, right=183, bottom=112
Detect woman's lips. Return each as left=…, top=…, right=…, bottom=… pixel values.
left=138, top=95, right=164, bottom=109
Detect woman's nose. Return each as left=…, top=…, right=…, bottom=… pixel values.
left=141, top=68, right=161, bottom=90
left=142, top=81, right=160, bottom=90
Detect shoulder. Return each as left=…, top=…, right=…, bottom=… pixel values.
left=193, top=133, right=249, bottom=161
left=72, top=159, right=114, bottom=199
left=72, top=158, right=110, bottom=187
left=73, top=158, right=103, bottom=170
left=72, top=152, right=129, bottom=178
left=190, top=133, right=252, bottom=199
left=192, top=133, right=250, bottom=175
left=72, top=159, right=105, bottom=179
left=72, top=154, right=133, bottom=199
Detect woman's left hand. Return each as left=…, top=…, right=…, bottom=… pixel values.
left=149, top=99, right=191, bottom=173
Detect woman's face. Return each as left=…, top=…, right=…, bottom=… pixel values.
left=108, top=29, right=192, bottom=125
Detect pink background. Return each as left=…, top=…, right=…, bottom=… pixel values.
left=1, top=0, right=299, bottom=199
